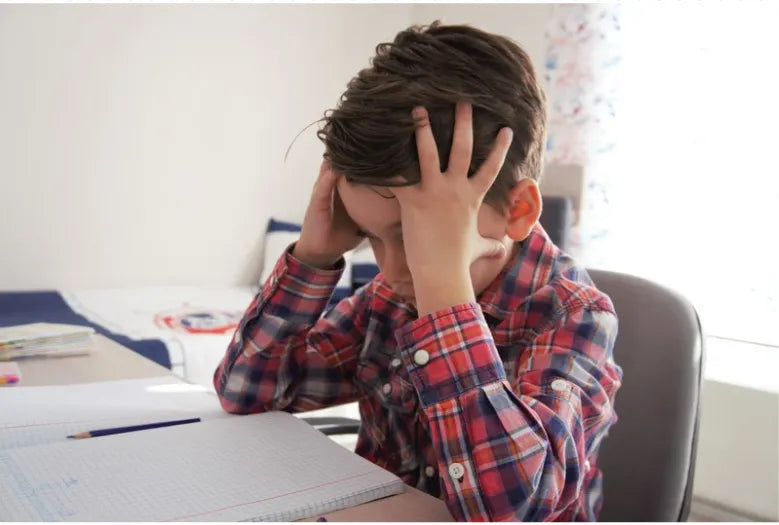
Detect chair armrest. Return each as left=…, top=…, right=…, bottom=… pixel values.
left=301, top=416, right=361, bottom=436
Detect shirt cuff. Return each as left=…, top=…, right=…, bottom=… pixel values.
left=395, top=302, right=506, bottom=407
left=259, top=242, right=345, bottom=322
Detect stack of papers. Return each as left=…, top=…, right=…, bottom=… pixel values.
left=0, top=322, right=96, bottom=359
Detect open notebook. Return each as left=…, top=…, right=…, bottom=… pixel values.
left=0, top=411, right=404, bottom=521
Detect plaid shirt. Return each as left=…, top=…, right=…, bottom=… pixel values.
left=214, top=224, right=622, bottom=521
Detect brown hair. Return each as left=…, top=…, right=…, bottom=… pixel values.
left=317, top=21, right=547, bottom=209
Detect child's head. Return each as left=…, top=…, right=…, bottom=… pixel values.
left=320, top=21, right=547, bottom=208
left=321, top=22, right=547, bottom=302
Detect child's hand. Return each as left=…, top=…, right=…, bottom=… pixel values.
left=391, top=103, right=513, bottom=315
left=293, top=160, right=364, bottom=269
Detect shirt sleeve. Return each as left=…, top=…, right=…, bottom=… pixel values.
left=394, top=297, right=622, bottom=521
left=213, top=244, right=369, bottom=414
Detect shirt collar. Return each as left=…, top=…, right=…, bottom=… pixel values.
left=478, top=223, right=558, bottom=321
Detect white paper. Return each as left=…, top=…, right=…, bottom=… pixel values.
left=0, top=376, right=229, bottom=450
left=59, top=286, right=256, bottom=388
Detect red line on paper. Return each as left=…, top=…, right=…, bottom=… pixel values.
left=165, top=470, right=381, bottom=521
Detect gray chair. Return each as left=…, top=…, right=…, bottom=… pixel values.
left=589, top=269, right=704, bottom=521
left=304, top=269, right=705, bottom=522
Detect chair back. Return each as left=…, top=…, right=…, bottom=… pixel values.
left=588, top=269, right=704, bottom=521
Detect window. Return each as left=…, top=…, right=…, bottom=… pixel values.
left=581, top=2, right=779, bottom=348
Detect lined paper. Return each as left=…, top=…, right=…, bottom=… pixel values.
left=0, top=412, right=404, bottom=521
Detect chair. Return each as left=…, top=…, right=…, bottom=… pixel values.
left=589, top=269, right=704, bottom=522
left=304, top=269, right=705, bottom=522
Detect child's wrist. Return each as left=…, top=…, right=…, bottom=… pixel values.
left=413, top=270, right=474, bottom=316
left=291, top=243, right=341, bottom=270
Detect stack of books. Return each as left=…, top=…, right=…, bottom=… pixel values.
left=0, top=323, right=96, bottom=360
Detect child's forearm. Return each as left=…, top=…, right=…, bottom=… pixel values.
left=395, top=301, right=621, bottom=521
left=214, top=245, right=361, bottom=414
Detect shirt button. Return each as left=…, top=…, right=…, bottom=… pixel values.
left=585, top=459, right=591, bottom=472
left=390, top=358, right=402, bottom=369
left=424, top=465, right=436, bottom=478
left=551, top=379, right=569, bottom=392
left=382, top=383, right=392, bottom=395
left=233, top=331, right=242, bottom=344
left=413, top=350, right=430, bottom=366
left=448, top=462, right=465, bottom=480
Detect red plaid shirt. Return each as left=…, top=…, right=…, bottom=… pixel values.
left=214, top=224, right=622, bottom=521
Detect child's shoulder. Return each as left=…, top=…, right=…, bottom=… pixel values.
left=507, top=224, right=616, bottom=325
left=548, top=257, right=616, bottom=319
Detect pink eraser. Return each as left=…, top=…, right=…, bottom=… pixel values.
left=0, top=361, right=22, bottom=384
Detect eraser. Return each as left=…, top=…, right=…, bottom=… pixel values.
left=0, top=361, right=22, bottom=385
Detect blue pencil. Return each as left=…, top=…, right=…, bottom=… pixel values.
left=67, top=417, right=201, bottom=439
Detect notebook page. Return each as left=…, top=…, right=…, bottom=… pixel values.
left=0, top=412, right=404, bottom=521
left=0, top=376, right=229, bottom=450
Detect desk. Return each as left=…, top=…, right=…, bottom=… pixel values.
left=16, top=335, right=454, bottom=522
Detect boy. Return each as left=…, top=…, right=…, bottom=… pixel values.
left=214, top=22, right=622, bottom=522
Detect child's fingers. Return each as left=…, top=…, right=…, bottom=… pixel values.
left=332, top=184, right=349, bottom=221
left=317, top=158, right=330, bottom=179
left=412, top=106, right=441, bottom=181
left=472, top=127, right=513, bottom=196
left=447, top=101, right=474, bottom=178
left=311, top=162, right=339, bottom=209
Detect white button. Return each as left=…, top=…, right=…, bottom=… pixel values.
left=584, top=459, right=591, bottom=472
left=448, top=462, right=465, bottom=480
left=382, top=383, right=392, bottom=395
left=551, top=379, right=569, bottom=392
left=413, top=350, right=430, bottom=366
left=390, top=358, right=402, bottom=369
left=233, top=331, right=242, bottom=344
left=424, top=465, right=436, bottom=477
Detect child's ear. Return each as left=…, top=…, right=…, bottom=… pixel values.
left=505, top=179, right=542, bottom=241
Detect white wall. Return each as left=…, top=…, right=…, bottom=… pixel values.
left=693, top=380, right=779, bottom=520
left=0, top=4, right=413, bottom=289
left=0, top=4, right=555, bottom=291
